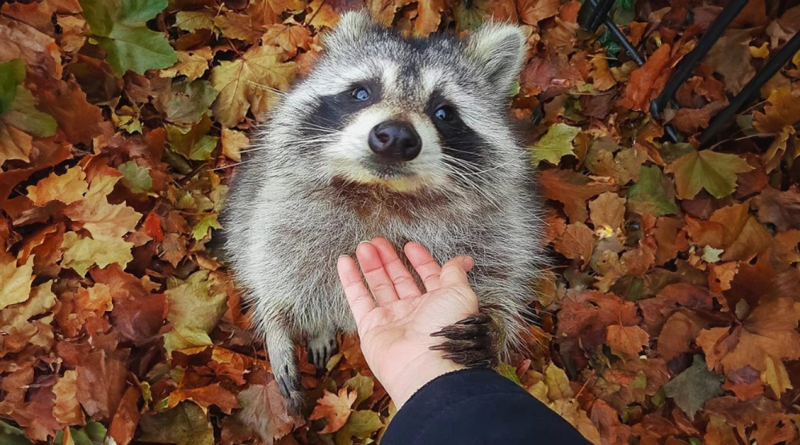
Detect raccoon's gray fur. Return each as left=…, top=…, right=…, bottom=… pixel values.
left=223, top=11, right=545, bottom=412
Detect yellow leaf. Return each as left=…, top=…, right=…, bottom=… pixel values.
left=210, top=44, right=297, bottom=127
left=221, top=128, right=249, bottom=162
left=761, top=356, right=793, bottom=395
left=60, top=232, right=133, bottom=276
left=160, top=48, right=213, bottom=81
left=544, top=363, right=574, bottom=401
left=0, top=251, right=34, bottom=311
left=0, top=121, right=33, bottom=167
left=26, top=165, right=88, bottom=206
left=53, top=370, right=86, bottom=425
left=749, top=42, right=769, bottom=58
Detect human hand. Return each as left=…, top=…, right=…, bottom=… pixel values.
left=336, top=238, right=480, bottom=408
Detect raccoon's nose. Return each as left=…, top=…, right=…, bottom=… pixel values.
left=368, top=120, right=422, bottom=162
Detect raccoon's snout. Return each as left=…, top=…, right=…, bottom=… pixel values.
left=368, top=120, right=422, bottom=162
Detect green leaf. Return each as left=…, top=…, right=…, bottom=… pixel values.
left=2, top=87, right=57, bottom=137
left=627, top=165, right=679, bottom=217
left=79, top=0, right=177, bottom=76
left=167, top=114, right=218, bottom=161
left=530, top=123, right=581, bottom=165
left=158, top=80, right=219, bottom=127
left=98, top=27, right=178, bottom=77
left=496, top=362, right=523, bottom=386
left=175, top=11, right=215, bottom=32
left=192, top=214, right=221, bottom=241
left=139, top=402, right=214, bottom=445
left=0, top=60, right=26, bottom=114
left=0, top=420, right=33, bottom=445
left=163, top=271, right=227, bottom=354
left=667, top=149, right=754, bottom=199
left=118, top=160, right=152, bottom=193
left=344, top=374, right=374, bottom=407
left=662, top=355, right=723, bottom=419
left=334, top=410, right=384, bottom=445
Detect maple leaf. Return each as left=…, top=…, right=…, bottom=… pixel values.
left=155, top=79, right=218, bottom=127
left=221, top=128, right=248, bottom=162
left=221, top=380, right=300, bottom=444
left=335, top=410, right=384, bottom=444
left=552, top=222, right=594, bottom=264
left=589, top=192, right=626, bottom=232
left=163, top=271, right=228, bottom=354
left=63, top=171, right=142, bottom=239
left=118, top=160, right=152, bottom=194
left=706, top=29, right=756, bottom=95
left=263, top=24, right=313, bottom=57
left=79, top=0, right=177, bottom=76
left=606, top=324, right=649, bottom=358
left=753, top=85, right=800, bottom=133
left=37, top=80, right=106, bottom=145
left=139, top=402, right=214, bottom=445
left=0, top=60, right=57, bottom=166
left=538, top=169, right=616, bottom=222
left=60, top=232, right=134, bottom=276
left=167, top=113, right=218, bottom=161
left=160, top=48, right=213, bottom=81
left=210, top=44, right=297, bottom=128
left=663, top=355, right=724, bottom=419
left=518, top=0, right=560, bottom=25
left=667, top=149, right=754, bottom=199
left=167, top=382, right=239, bottom=414
left=626, top=165, right=679, bottom=217
left=0, top=251, right=34, bottom=310
left=175, top=11, right=215, bottom=33
left=310, top=388, right=357, bottom=434
left=248, top=0, right=306, bottom=28
left=25, top=166, right=88, bottom=206
left=530, top=123, right=581, bottom=165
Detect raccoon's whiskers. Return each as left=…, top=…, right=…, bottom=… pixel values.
left=245, top=80, right=287, bottom=95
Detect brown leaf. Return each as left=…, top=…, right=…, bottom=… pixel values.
left=518, top=0, right=560, bottom=25
left=37, top=80, right=107, bottom=145
left=76, top=349, right=128, bottom=421
left=539, top=169, right=616, bottom=223
left=107, top=386, right=141, bottom=445
left=752, top=186, right=800, bottom=231
left=606, top=324, right=649, bottom=357
left=706, top=29, right=756, bottom=94
left=618, top=44, right=672, bottom=111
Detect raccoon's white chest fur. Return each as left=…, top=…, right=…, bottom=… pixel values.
left=228, top=175, right=539, bottom=341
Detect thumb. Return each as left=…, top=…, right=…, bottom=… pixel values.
left=439, top=255, right=474, bottom=288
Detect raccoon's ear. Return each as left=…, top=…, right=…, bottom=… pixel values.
left=464, top=23, right=527, bottom=94
left=324, top=10, right=375, bottom=50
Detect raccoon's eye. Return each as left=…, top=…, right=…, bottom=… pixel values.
left=351, top=86, right=371, bottom=101
left=434, top=105, right=455, bottom=122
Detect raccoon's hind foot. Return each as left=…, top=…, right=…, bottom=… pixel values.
left=307, top=331, right=338, bottom=373
left=430, top=313, right=498, bottom=368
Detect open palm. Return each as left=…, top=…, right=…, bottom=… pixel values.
left=337, top=238, right=479, bottom=407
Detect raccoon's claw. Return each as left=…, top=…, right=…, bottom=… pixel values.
left=307, top=334, right=339, bottom=372
left=430, top=313, right=498, bottom=368
left=276, top=364, right=305, bottom=414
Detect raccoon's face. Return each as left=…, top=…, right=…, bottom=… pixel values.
left=271, top=11, right=528, bottom=195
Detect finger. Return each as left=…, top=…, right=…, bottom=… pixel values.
left=439, top=255, right=474, bottom=288
left=337, top=256, right=375, bottom=327
left=356, top=242, right=399, bottom=305
left=371, top=237, right=421, bottom=299
left=404, top=241, right=442, bottom=291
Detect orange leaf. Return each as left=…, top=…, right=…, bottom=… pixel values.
left=606, top=324, right=649, bottom=357
left=309, top=388, right=357, bottom=434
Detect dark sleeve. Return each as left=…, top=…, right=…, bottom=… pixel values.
left=381, top=368, right=591, bottom=445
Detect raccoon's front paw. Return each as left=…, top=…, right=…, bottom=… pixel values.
left=307, top=333, right=338, bottom=372
left=430, top=313, right=498, bottom=368
left=276, top=364, right=305, bottom=415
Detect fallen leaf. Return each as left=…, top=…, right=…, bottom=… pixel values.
left=139, top=402, right=214, bottom=445
left=606, top=324, right=649, bottom=358
left=530, top=123, right=581, bottom=165
left=310, top=388, right=357, bottom=434
left=663, top=355, right=724, bottom=419
left=667, top=150, right=754, bottom=199
left=618, top=44, right=672, bottom=111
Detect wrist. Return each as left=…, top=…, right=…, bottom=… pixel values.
left=386, top=351, right=465, bottom=408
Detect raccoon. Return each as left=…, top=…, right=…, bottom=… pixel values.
left=223, top=11, right=545, bottom=412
